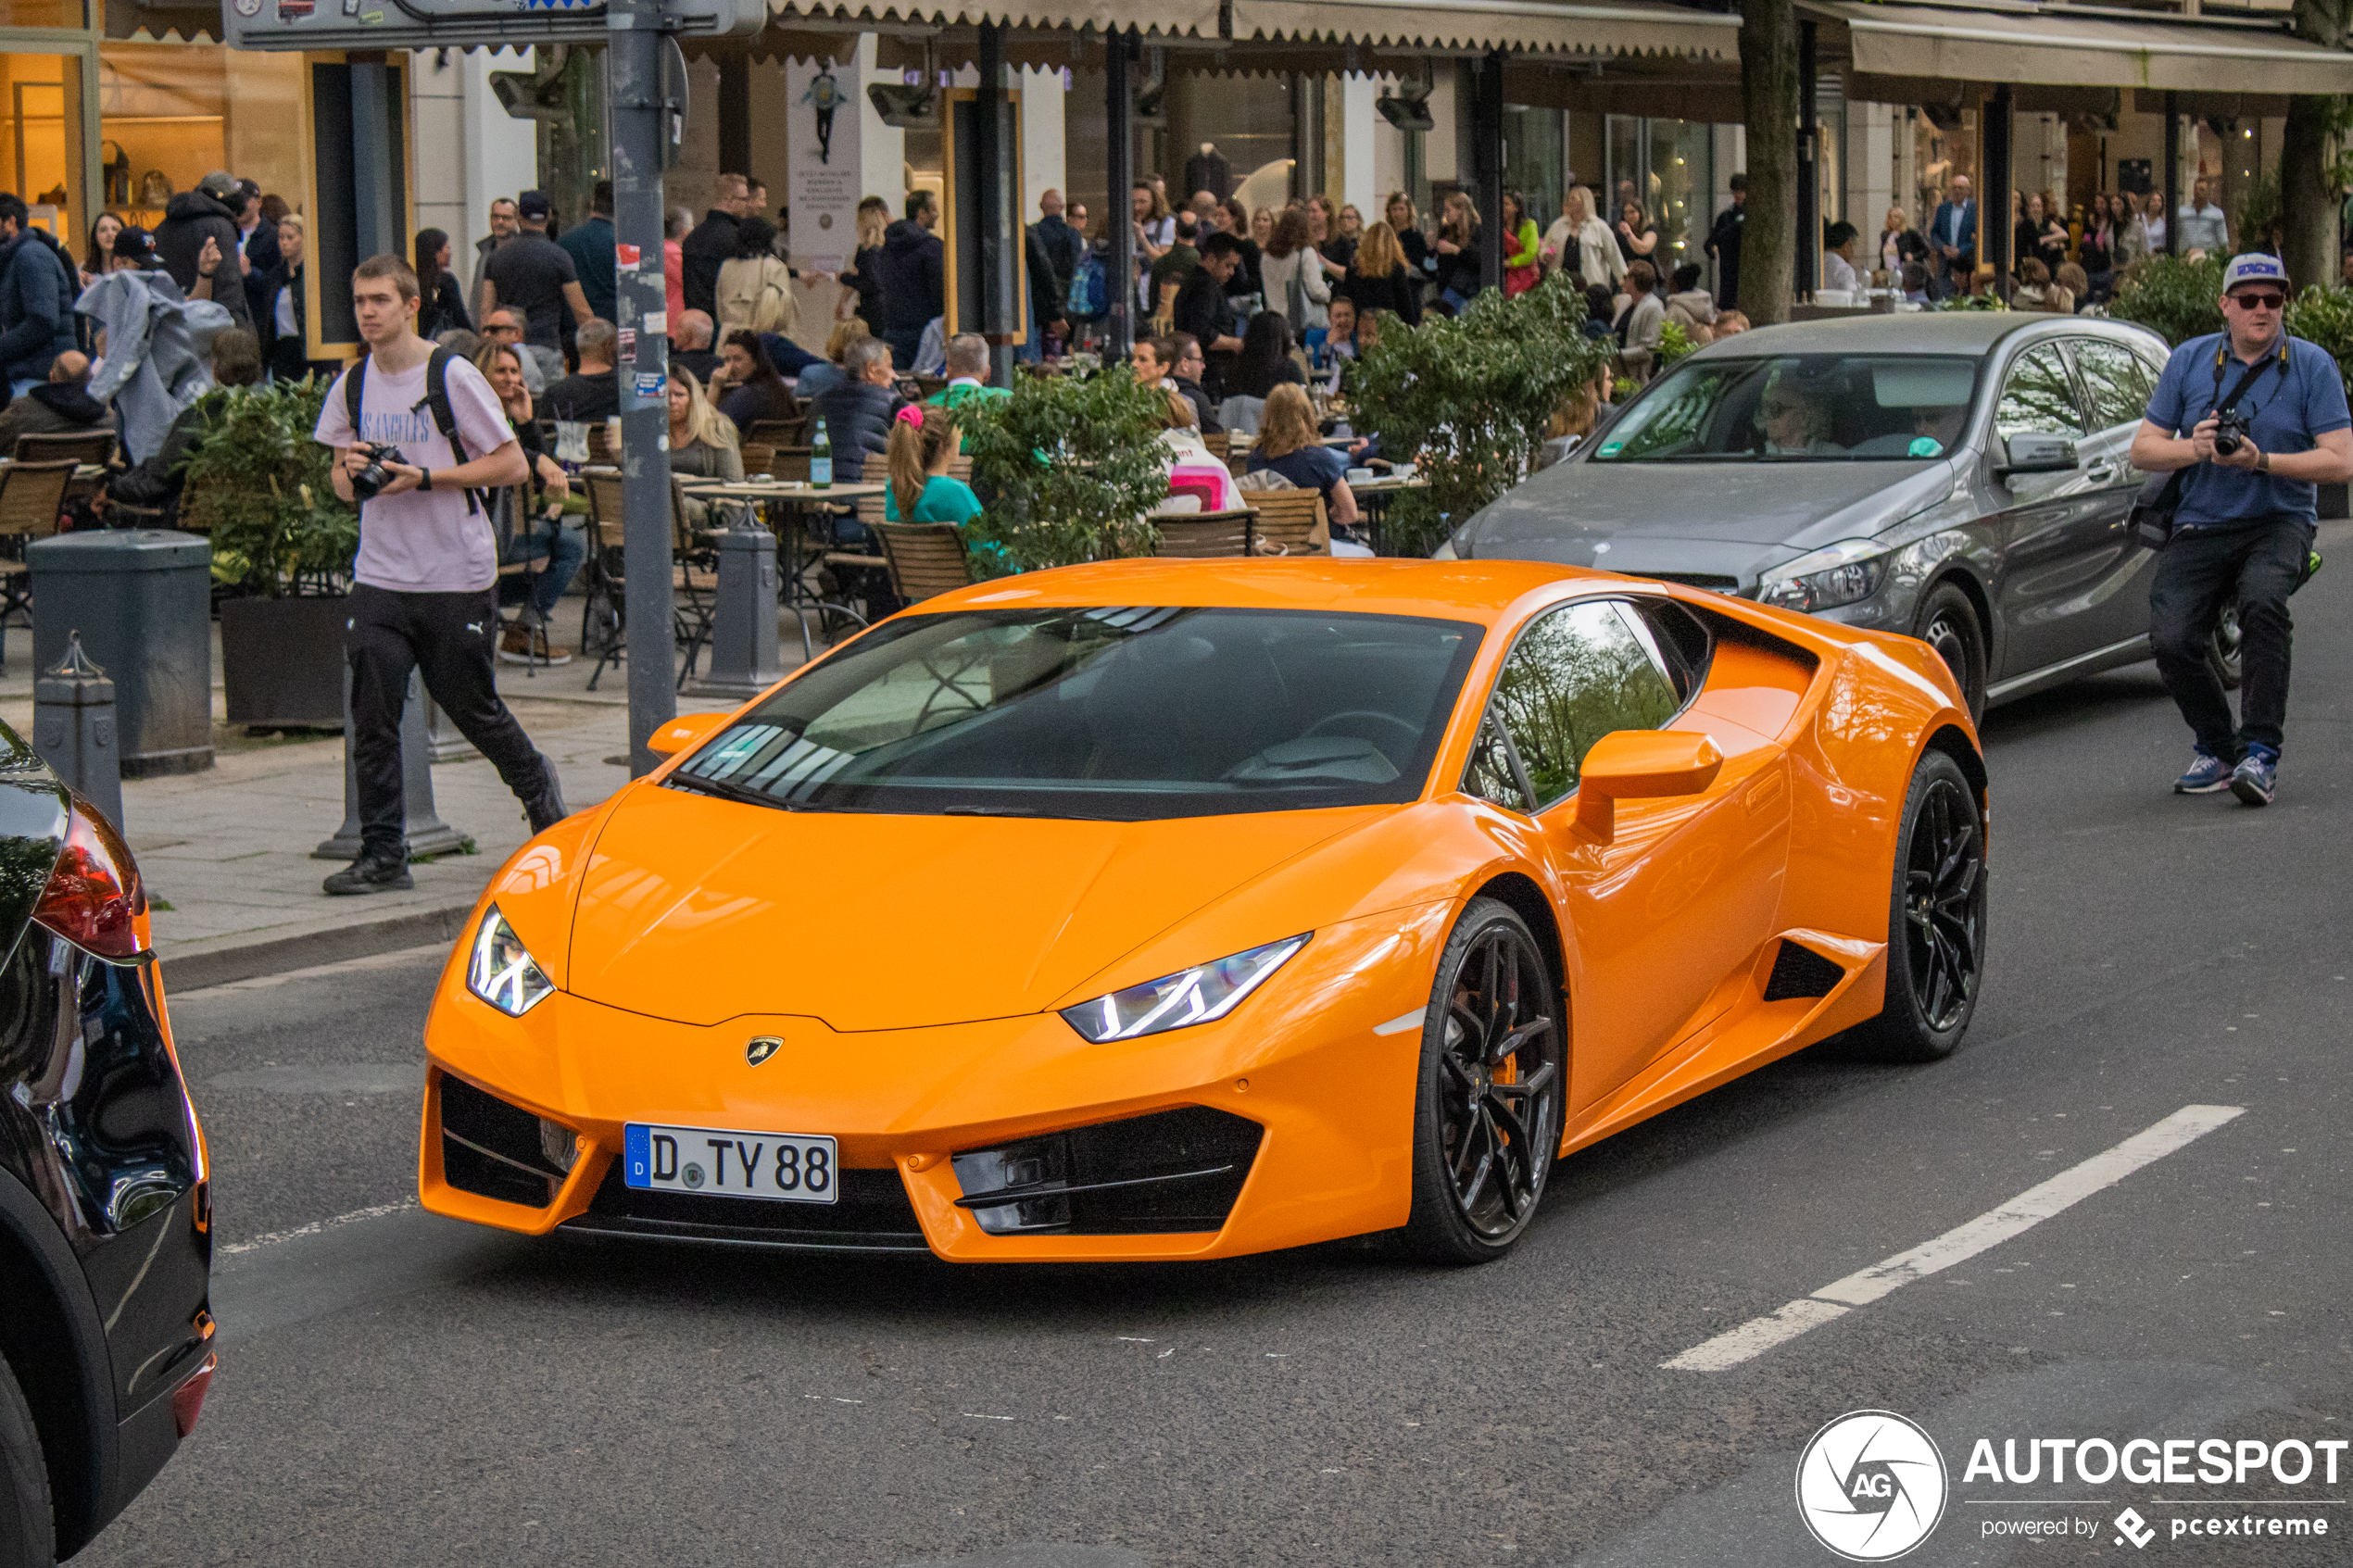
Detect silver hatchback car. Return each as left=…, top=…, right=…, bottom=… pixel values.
left=1439, top=312, right=2233, bottom=717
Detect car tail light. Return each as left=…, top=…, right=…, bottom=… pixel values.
left=33, top=802, right=146, bottom=960
left=171, top=1352, right=217, bottom=1439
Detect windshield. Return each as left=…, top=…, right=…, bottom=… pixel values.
left=672, top=607, right=1485, bottom=821
left=1590, top=354, right=1983, bottom=463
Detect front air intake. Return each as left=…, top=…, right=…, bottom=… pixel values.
left=1763, top=940, right=1847, bottom=1002
left=950, top=1106, right=1265, bottom=1236
left=438, top=1074, right=567, bottom=1208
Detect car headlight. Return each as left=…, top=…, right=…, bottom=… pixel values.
left=1061, top=935, right=1309, bottom=1043
left=467, top=906, right=555, bottom=1016
left=1756, top=538, right=1890, bottom=612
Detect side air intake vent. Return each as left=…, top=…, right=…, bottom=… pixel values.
left=1763, top=940, right=1847, bottom=1002
left=950, top=1106, right=1265, bottom=1236
left=439, top=1074, right=566, bottom=1208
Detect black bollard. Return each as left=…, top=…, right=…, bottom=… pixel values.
left=33, top=632, right=126, bottom=833
left=691, top=526, right=786, bottom=699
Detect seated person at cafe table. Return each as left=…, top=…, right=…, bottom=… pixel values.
left=710, top=328, right=799, bottom=432
left=1245, top=383, right=1360, bottom=536
left=883, top=404, right=984, bottom=526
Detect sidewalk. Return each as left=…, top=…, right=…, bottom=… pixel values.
left=1, top=615, right=787, bottom=990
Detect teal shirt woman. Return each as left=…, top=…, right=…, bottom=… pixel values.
left=883, top=471, right=984, bottom=524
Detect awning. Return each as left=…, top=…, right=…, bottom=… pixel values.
left=1228, top=0, right=1739, bottom=58
left=767, top=0, right=1221, bottom=42
left=1804, top=1, right=2353, bottom=94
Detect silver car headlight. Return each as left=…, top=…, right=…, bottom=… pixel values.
left=1757, top=538, right=1890, bottom=612
left=467, top=906, right=555, bottom=1016
left=1061, top=935, right=1309, bottom=1043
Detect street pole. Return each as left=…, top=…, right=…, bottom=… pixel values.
left=1104, top=29, right=1133, bottom=359
left=1473, top=53, right=1504, bottom=295
left=2163, top=93, right=2182, bottom=257
left=610, top=0, right=678, bottom=775
left=1796, top=21, right=1818, bottom=302
left=1986, top=81, right=2013, bottom=297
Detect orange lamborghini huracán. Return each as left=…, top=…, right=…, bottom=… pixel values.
left=421, top=559, right=1985, bottom=1264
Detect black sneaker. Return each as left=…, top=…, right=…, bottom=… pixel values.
left=524, top=761, right=569, bottom=835
left=322, top=851, right=414, bottom=896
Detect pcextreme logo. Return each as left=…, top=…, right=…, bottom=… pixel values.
left=1795, top=1410, right=1951, bottom=1561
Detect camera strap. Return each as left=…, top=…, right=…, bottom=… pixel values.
left=2204, top=337, right=2287, bottom=427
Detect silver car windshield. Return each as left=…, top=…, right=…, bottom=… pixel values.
left=1590, top=354, right=1984, bottom=464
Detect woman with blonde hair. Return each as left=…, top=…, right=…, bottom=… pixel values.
left=1246, top=383, right=1359, bottom=534
left=1383, top=190, right=1432, bottom=286
left=1154, top=383, right=1242, bottom=514
left=667, top=365, right=746, bottom=531
left=475, top=340, right=582, bottom=661
left=1433, top=191, right=1483, bottom=313
left=1340, top=220, right=1422, bottom=326
left=882, top=403, right=983, bottom=525
left=839, top=195, right=889, bottom=325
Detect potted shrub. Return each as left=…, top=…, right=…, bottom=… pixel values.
left=958, top=366, right=1171, bottom=571
left=1348, top=272, right=1613, bottom=557
left=181, top=376, right=359, bottom=727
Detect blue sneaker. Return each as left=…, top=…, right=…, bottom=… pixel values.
left=2174, top=751, right=2235, bottom=795
left=2231, top=747, right=2277, bottom=807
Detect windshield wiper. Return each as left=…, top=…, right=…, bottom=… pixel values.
left=664, top=771, right=826, bottom=812
left=941, top=803, right=1125, bottom=822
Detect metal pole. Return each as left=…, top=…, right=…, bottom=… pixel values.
left=1796, top=22, right=1818, bottom=302
left=610, top=0, right=677, bottom=774
left=1105, top=30, right=1133, bottom=359
left=976, top=21, right=1013, bottom=384
left=1475, top=52, right=1504, bottom=296
left=1986, top=82, right=2013, bottom=296
left=2163, top=93, right=2181, bottom=257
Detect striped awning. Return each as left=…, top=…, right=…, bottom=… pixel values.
left=1228, top=0, right=1738, bottom=57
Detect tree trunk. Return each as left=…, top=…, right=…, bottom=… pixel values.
left=2284, top=0, right=2348, bottom=292
left=1739, top=0, right=1798, bottom=325
left=2282, top=96, right=2334, bottom=291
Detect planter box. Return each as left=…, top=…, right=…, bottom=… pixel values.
left=220, top=595, right=346, bottom=729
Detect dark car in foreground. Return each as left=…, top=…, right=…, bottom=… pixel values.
left=1440, top=312, right=2234, bottom=717
left=0, top=729, right=212, bottom=1565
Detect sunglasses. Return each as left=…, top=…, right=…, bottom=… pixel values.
left=2230, top=291, right=2285, bottom=311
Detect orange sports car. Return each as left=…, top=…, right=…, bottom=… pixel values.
left=421, top=559, right=1985, bottom=1264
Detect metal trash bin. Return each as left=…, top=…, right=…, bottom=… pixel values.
left=27, top=530, right=214, bottom=777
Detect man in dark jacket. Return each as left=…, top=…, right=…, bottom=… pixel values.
left=539, top=319, right=620, bottom=422
left=560, top=180, right=619, bottom=322
left=875, top=192, right=944, bottom=370
left=679, top=174, right=750, bottom=320
left=812, top=335, right=899, bottom=483
left=153, top=170, right=253, bottom=332
left=1173, top=233, right=1246, bottom=401
left=0, top=194, right=78, bottom=395
left=0, top=350, right=108, bottom=454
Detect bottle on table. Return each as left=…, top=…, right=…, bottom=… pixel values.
left=811, top=416, right=832, bottom=489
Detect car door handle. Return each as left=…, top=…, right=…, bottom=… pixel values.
left=2084, top=461, right=2120, bottom=484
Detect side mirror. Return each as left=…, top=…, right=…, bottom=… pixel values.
left=1573, top=730, right=1725, bottom=845
left=1996, top=433, right=2078, bottom=478
left=646, top=710, right=731, bottom=757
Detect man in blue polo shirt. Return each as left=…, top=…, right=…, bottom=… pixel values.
left=2132, top=253, right=2353, bottom=805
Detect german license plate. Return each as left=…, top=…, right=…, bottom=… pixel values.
left=622, top=1123, right=837, bottom=1204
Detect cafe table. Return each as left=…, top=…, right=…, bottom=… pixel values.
left=676, top=479, right=891, bottom=658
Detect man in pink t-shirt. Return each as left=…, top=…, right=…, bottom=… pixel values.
left=313, top=252, right=567, bottom=895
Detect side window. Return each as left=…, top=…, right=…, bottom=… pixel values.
left=2072, top=340, right=2153, bottom=432
left=1489, top=601, right=1681, bottom=809
left=1994, top=345, right=2088, bottom=442
left=1462, top=715, right=1532, bottom=811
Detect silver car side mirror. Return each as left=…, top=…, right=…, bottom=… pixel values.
left=1997, top=433, right=2078, bottom=478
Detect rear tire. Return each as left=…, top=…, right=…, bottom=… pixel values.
left=0, top=1354, right=55, bottom=1568
left=1399, top=897, right=1566, bottom=1264
left=1853, top=750, right=1987, bottom=1064
left=1912, top=583, right=1987, bottom=723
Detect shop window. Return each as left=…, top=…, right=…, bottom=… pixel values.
left=0, top=0, right=84, bottom=28
left=97, top=44, right=301, bottom=229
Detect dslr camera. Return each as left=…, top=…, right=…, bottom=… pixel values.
left=2210, top=407, right=2254, bottom=459
left=347, top=441, right=408, bottom=503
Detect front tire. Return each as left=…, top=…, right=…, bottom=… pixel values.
left=1913, top=583, right=1987, bottom=723
left=1853, top=750, right=1987, bottom=1063
left=1400, top=897, right=1566, bottom=1264
left=0, top=1354, right=55, bottom=1568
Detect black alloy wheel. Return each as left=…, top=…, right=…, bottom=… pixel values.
left=1854, top=750, right=1986, bottom=1063
left=2208, top=605, right=2244, bottom=692
left=1912, top=583, right=1987, bottom=723
left=1401, top=897, right=1566, bottom=1263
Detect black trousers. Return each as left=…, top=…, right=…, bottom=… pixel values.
left=2147, top=514, right=2314, bottom=760
left=346, top=583, right=551, bottom=859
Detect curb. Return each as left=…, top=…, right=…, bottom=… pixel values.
left=158, top=900, right=477, bottom=992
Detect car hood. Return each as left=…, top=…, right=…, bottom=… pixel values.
left=563, top=785, right=1391, bottom=1031
left=1461, top=455, right=1959, bottom=578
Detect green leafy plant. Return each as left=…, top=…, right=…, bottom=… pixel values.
left=1655, top=320, right=1699, bottom=372
left=1348, top=274, right=1614, bottom=557
left=2285, top=284, right=2353, bottom=400
left=180, top=376, right=358, bottom=596
left=2108, top=255, right=2226, bottom=346
left=958, top=366, right=1171, bottom=572
left=1933, top=290, right=2005, bottom=312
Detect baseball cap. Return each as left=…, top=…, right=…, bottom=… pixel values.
left=113, top=225, right=157, bottom=266
left=2222, top=252, right=2288, bottom=294
left=517, top=191, right=552, bottom=220
left=197, top=169, right=238, bottom=201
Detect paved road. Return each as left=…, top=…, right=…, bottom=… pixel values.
left=82, top=529, right=2353, bottom=1567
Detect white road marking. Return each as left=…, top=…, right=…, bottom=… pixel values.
left=962, top=1412, right=1014, bottom=1422
left=1662, top=1104, right=2245, bottom=1372
left=219, top=1198, right=420, bottom=1257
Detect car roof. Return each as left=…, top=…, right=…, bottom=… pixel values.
left=931, top=558, right=1614, bottom=627
left=1691, top=310, right=2161, bottom=360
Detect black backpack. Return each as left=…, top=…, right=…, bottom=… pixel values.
left=343, top=345, right=484, bottom=515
